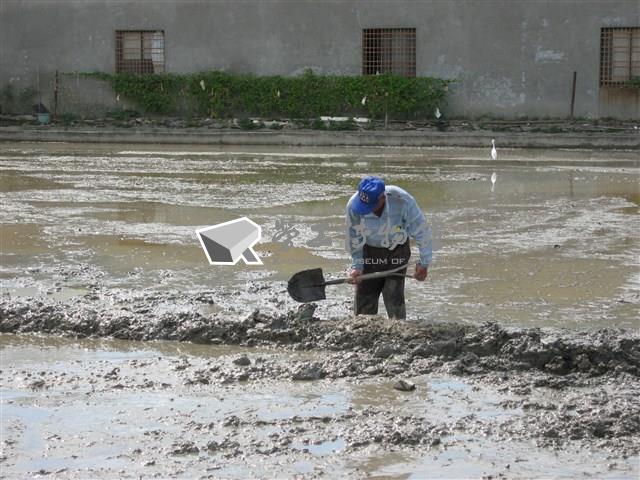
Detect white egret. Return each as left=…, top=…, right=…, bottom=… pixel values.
left=276, top=90, right=281, bottom=98
left=435, top=107, right=441, bottom=119
left=491, top=172, right=497, bottom=192
left=361, top=95, right=367, bottom=106
left=491, top=139, right=497, bottom=161
left=199, top=79, right=206, bottom=91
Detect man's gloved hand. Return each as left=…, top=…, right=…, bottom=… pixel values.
left=414, top=264, right=428, bottom=281
left=349, top=268, right=363, bottom=284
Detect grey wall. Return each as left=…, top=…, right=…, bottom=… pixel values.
left=1, top=0, right=639, bottom=118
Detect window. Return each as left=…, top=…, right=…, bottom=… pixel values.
left=116, top=30, right=165, bottom=74
left=363, top=28, right=416, bottom=77
left=600, top=27, right=640, bottom=86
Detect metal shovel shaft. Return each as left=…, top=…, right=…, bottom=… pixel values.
left=287, top=264, right=411, bottom=303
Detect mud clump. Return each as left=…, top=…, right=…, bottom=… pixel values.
left=291, top=361, right=325, bottom=381
left=1, top=296, right=638, bottom=378
left=2, top=313, right=639, bottom=476
left=168, top=441, right=199, bottom=455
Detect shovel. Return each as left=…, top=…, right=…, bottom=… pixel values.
left=287, top=264, right=412, bottom=303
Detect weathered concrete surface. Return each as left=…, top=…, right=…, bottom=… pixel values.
left=1, top=126, right=638, bottom=149
left=1, top=0, right=638, bottom=119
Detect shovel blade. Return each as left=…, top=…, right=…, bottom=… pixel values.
left=287, top=268, right=327, bottom=303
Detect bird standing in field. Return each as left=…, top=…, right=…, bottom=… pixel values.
left=491, top=139, right=498, bottom=161
left=491, top=172, right=497, bottom=192
left=435, top=107, right=441, bottom=119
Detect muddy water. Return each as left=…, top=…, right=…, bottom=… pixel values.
left=2, top=334, right=638, bottom=479
left=1, top=142, right=639, bottom=478
left=1, top=142, right=638, bottom=328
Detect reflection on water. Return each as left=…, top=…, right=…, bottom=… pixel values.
left=1, top=327, right=639, bottom=478
left=1, top=142, right=638, bottom=329
left=0, top=332, right=259, bottom=362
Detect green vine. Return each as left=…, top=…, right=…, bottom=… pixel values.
left=627, top=76, right=640, bottom=88
left=81, top=70, right=453, bottom=120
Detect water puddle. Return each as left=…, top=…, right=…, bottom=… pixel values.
left=1, top=142, right=638, bottom=477
left=1, top=334, right=637, bottom=478
left=2, top=142, right=637, bottom=328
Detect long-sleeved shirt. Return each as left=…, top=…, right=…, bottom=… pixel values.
left=345, top=185, right=432, bottom=270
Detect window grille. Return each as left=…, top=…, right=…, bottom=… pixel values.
left=363, top=28, right=416, bottom=77
left=600, top=27, right=640, bottom=86
left=116, top=30, right=165, bottom=74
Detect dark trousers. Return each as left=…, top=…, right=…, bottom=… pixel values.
left=355, top=241, right=410, bottom=319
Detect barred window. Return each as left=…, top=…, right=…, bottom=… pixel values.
left=363, top=28, right=416, bottom=77
left=116, top=30, right=165, bottom=74
left=600, top=27, right=640, bottom=86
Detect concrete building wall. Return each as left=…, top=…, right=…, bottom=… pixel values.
left=1, top=0, right=638, bottom=119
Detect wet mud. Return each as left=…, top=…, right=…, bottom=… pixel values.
left=1, top=287, right=639, bottom=478
left=2, top=289, right=638, bottom=378
left=1, top=143, right=639, bottom=477
left=2, top=142, right=639, bottom=329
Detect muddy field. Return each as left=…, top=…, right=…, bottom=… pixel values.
left=1, top=298, right=639, bottom=478
left=1, top=143, right=639, bottom=478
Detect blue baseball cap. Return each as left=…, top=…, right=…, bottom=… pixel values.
left=352, top=176, right=385, bottom=215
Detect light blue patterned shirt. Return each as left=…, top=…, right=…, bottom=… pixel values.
left=346, top=185, right=433, bottom=270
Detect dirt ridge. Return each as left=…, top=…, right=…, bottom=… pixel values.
left=2, top=297, right=638, bottom=378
